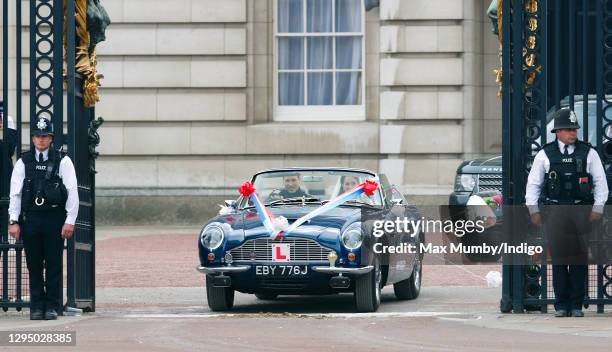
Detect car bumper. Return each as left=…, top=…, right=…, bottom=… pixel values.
left=311, top=265, right=373, bottom=275
left=197, top=262, right=371, bottom=294
left=196, top=265, right=250, bottom=274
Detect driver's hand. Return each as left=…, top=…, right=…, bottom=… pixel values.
left=267, top=191, right=283, bottom=202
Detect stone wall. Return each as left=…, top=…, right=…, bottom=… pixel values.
left=1, top=0, right=502, bottom=224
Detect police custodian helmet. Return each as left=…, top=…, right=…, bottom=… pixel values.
left=32, top=117, right=54, bottom=136
left=550, top=107, right=581, bottom=133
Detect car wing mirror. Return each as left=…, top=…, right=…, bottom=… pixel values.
left=219, top=200, right=238, bottom=215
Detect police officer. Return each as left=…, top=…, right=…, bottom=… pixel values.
left=7, top=117, right=79, bottom=320
left=0, top=101, right=18, bottom=158
left=0, top=101, right=17, bottom=269
left=526, top=107, right=609, bottom=318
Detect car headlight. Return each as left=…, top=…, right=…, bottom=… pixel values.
left=341, top=223, right=363, bottom=250
left=455, top=174, right=476, bottom=192
left=200, top=224, right=225, bottom=250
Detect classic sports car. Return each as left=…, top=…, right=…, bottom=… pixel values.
left=197, top=168, right=424, bottom=312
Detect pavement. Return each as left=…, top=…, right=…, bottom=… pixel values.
left=0, top=226, right=610, bottom=351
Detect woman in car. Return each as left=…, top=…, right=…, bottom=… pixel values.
left=339, top=175, right=373, bottom=205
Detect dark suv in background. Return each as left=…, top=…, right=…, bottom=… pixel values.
left=445, top=156, right=503, bottom=262
left=448, top=156, right=502, bottom=214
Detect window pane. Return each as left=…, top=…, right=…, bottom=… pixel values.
left=308, top=73, right=333, bottom=105
left=307, top=37, right=333, bottom=69
left=278, top=0, right=304, bottom=33
left=279, top=38, right=304, bottom=70
left=336, top=36, right=361, bottom=69
left=335, top=0, right=361, bottom=32
left=307, top=0, right=332, bottom=32
left=279, top=73, right=305, bottom=105
left=336, top=72, right=362, bottom=105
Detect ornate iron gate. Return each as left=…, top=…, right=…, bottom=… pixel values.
left=1, top=0, right=99, bottom=312
left=501, top=0, right=612, bottom=313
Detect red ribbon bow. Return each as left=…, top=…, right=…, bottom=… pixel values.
left=362, top=180, right=379, bottom=197
left=238, top=182, right=255, bottom=197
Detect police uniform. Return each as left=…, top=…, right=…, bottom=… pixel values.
left=0, top=101, right=18, bottom=158
left=8, top=118, right=79, bottom=320
left=1, top=101, right=18, bottom=263
left=526, top=108, right=609, bottom=317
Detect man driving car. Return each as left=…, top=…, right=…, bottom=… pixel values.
left=268, top=173, right=310, bottom=201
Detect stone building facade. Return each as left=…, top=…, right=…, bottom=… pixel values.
left=1, top=0, right=502, bottom=223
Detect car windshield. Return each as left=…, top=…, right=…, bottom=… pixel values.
left=239, top=170, right=383, bottom=208
left=545, top=98, right=612, bottom=146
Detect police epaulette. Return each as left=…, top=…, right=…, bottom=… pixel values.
left=21, top=150, right=34, bottom=164
left=542, top=141, right=558, bottom=153
left=56, top=148, right=67, bottom=159
left=574, top=140, right=595, bottom=153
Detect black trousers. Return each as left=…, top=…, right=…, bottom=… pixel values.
left=551, top=264, right=587, bottom=311
left=542, top=205, right=591, bottom=311
left=21, top=210, right=66, bottom=311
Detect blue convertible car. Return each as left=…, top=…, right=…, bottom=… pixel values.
left=197, top=168, right=423, bottom=312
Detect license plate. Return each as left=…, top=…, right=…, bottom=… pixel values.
left=255, top=265, right=309, bottom=276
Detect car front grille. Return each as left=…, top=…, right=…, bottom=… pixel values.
left=477, top=173, right=502, bottom=192
left=228, top=237, right=333, bottom=262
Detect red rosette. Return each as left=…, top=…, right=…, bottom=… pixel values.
left=362, top=180, right=379, bottom=197
left=238, top=181, right=255, bottom=197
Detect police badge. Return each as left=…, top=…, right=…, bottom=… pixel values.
left=569, top=110, right=578, bottom=123
left=36, top=118, right=47, bottom=130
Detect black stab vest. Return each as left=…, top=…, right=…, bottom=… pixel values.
left=20, top=149, right=68, bottom=212
left=542, top=140, right=594, bottom=204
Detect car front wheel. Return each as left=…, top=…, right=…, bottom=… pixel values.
left=206, top=276, right=235, bottom=311
left=354, top=257, right=381, bottom=312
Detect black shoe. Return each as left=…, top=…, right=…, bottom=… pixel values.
left=44, top=309, right=58, bottom=320
left=554, top=309, right=568, bottom=317
left=570, top=309, right=584, bottom=317
left=30, top=309, right=44, bottom=320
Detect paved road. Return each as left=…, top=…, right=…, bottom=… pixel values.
left=2, top=286, right=611, bottom=351
left=0, top=226, right=610, bottom=351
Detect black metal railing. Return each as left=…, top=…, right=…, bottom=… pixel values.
left=1, top=0, right=96, bottom=312
left=502, top=0, right=612, bottom=313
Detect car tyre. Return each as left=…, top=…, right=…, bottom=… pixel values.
left=206, top=276, right=235, bottom=311
left=393, top=255, right=421, bottom=300
left=255, top=293, right=278, bottom=300
left=354, top=256, right=381, bottom=312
